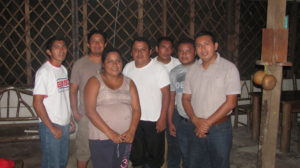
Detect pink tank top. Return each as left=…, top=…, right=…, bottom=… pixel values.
left=89, top=74, right=132, bottom=140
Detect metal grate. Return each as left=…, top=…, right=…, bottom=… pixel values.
left=1, top=0, right=300, bottom=86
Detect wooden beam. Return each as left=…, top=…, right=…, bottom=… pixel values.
left=258, top=0, right=286, bottom=168
left=137, top=0, right=144, bottom=36
left=83, top=0, right=88, bottom=55
left=189, top=0, right=195, bottom=38
left=162, top=0, right=167, bottom=36
left=71, top=0, right=79, bottom=60
left=24, top=0, right=32, bottom=86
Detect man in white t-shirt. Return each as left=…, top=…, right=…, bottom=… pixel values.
left=33, top=36, right=74, bottom=168
left=123, top=37, right=170, bottom=168
left=153, top=37, right=181, bottom=168
left=153, top=37, right=180, bottom=72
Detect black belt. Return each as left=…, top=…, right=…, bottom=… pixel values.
left=178, top=115, right=189, bottom=122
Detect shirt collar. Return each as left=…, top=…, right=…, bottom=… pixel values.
left=198, top=52, right=221, bottom=66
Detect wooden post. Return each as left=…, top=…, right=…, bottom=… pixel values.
left=233, top=0, right=240, bottom=65
left=137, top=0, right=144, bottom=36
left=189, top=0, right=195, bottom=38
left=24, top=0, right=32, bottom=86
left=71, top=0, right=79, bottom=60
left=258, top=0, right=286, bottom=168
left=162, top=0, right=167, bottom=36
left=83, top=0, right=88, bottom=55
left=252, top=94, right=261, bottom=141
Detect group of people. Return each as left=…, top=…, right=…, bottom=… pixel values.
left=32, top=30, right=241, bottom=168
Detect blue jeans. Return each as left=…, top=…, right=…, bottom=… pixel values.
left=189, top=119, right=232, bottom=168
left=166, top=109, right=182, bottom=168
left=175, top=111, right=194, bottom=168
left=39, top=122, right=70, bottom=168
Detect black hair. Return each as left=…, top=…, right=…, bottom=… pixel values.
left=87, top=30, right=107, bottom=44
left=195, top=31, right=217, bottom=43
left=176, top=38, right=195, bottom=50
left=102, top=48, right=122, bottom=63
left=131, top=37, right=151, bottom=50
left=156, top=36, right=173, bottom=47
left=46, top=36, right=65, bottom=50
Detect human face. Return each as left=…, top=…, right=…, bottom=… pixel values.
left=103, top=52, right=123, bottom=77
left=88, top=33, right=106, bottom=56
left=46, top=40, right=67, bottom=66
left=156, top=40, right=173, bottom=63
left=177, top=43, right=195, bottom=65
left=195, top=35, right=218, bottom=64
left=131, top=41, right=151, bottom=67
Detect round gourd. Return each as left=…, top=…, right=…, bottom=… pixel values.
left=262, top=74, right=277, bottom=90
left=253, top=71, right=266, bottom=85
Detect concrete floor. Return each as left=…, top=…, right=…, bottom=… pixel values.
left=0, top=126, right=300, bottom=168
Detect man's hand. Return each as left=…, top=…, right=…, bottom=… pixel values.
left=50, top=125, right=63, bottom=139
left=69, top=119, right=76, bottom=133
left=168, top=122, right=176, bottom=137
left=121, top=130, right=135, bottom=143
left=192, top=117, right=212, bottom=138
left=73, top=112, right=83, bottom=122
left=107, top=130, right=122, bottom=144
left=156, top=117, right=166, bottom=132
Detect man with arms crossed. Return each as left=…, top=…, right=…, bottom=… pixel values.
left=33, top=36, right=74, bottom=168
left=182, top=31, right=240, bottom=168
left=123, top=37, right=170, bottom=168
left=168, top=38, right=196, bottom=168
left=70, top=30, right=107, bottom=168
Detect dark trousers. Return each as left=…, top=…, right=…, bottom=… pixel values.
left=130, top=120, right=165, bottom=168
left=189, top=120, right=232, bottom=168
left=89, top=140, right=131, bottom=168
left=176, top=111, right=194, bottom=168
left=166, top=109, right=182, bottom=168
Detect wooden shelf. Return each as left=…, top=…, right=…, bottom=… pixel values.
left=256, top=60, right=293, bottom=66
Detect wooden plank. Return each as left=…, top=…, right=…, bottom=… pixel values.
left=261, top=28, right=274, bottom=63
left=0, top=135, right=40, bottom=143
left=274, top=29, right=288, bottom=63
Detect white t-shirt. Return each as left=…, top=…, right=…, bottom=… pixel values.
left=33, top=61, right=71, bottom=125
left=153, top=56, right=181, bottom=72
left=123, top=59, right=170, bottom=121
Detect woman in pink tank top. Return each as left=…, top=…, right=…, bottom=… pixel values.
left=84, top=48, right=141, bottom=168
